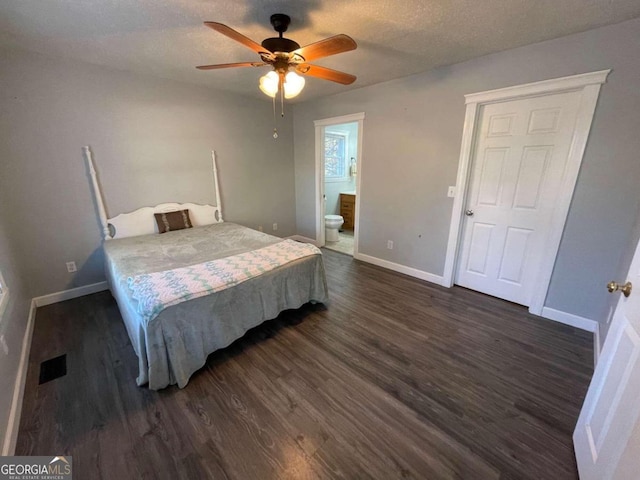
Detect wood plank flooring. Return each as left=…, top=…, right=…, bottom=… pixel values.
left=16, top=249, right=593, bottom=479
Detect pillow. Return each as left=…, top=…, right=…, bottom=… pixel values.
left=154, top=209, right=193, bottom=234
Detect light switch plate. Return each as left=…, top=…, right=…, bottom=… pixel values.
left=447, top=186, right=456, bottom=198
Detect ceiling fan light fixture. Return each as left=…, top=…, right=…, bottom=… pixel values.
left=259, top=71, right=279, bottom=97
left=259, top=70, right=305, bottom=99
left=284, top=71, right=305, bottom=99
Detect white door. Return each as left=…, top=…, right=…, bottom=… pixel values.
left=574, top=235, right=640, bottom=479
left=456, top=91, right=582, bottom=305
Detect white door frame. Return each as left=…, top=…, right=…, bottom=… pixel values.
left=443, top=70, right=610, bottom=315
left=314, top=112, right=365, bottom=252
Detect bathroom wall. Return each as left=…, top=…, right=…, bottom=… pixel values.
left=324, top=122, right=358, bottom=217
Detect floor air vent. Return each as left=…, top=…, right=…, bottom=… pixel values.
left=39, top=354, right=67, bottom=385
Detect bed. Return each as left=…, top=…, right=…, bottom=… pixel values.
left=83, top=147, right=329, bottom=390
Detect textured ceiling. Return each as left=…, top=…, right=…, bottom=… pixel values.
left=1, top=0, right=640, bottom=102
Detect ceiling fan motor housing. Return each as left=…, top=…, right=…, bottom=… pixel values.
left=261, top=37, right=300, bottom=54
left=262, top=14, right=300, bottom=53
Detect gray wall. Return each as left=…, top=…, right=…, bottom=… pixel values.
left=293, top=18, right=640, bottom=326
left=0, top=47, right=295, bottom=297
left=0, top=187, right=31, bottom=452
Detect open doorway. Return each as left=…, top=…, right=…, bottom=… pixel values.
left=324, top=122, right=357, bottom=255
left=314, top=113, right=364, bottom=256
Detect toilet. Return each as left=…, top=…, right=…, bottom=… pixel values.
left=324, top=215, right=344, bottom=242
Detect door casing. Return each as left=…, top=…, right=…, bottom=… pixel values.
left=443, top=70, right=610, bottom=315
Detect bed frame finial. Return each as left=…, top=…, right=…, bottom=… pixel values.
left=83, top=146, right=113, bottom=241
left=212, top=150, right=223, bottom=222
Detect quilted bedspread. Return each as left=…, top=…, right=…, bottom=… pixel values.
left=104, top=222, right=328, bottom=389
left=128, top=240, right=321, bottom=323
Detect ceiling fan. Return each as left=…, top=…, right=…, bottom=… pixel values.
left=196, top=14, right=357, bottom=100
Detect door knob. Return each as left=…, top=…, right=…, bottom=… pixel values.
left=465, top=209, right=474, bottom=216
left=607, top=281, right=632, bottom=297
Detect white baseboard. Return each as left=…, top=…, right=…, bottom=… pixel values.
left=540, top=308, right=601, bottom=368
left=2, top=300, right=36, bottom=456
left=2, top=281, right=110, bottom=454
left=288, top=235, right=320, bottom=247
left=353, top=252, right=447, bottom=287
left=33, top=281, right=109, bottom=307
left=541, top=307, right=598, bottom=332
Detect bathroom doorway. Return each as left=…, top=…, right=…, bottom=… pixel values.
left=314, top=113, right=364, bottom=256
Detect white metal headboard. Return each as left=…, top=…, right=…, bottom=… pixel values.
left=83, top=146, right=223, bottom=240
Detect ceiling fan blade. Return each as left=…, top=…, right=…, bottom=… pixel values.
left=204, top=22, right=273, bottom=57
left=292, top=34, right=357, bottom=62
left=296, top=64, right=356, bottom=85
left=196, top=62, right=267, bottom=70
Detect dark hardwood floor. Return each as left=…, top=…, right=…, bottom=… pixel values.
left=17, top=249, right=593, bottom=479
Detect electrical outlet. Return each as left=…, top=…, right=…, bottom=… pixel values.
left=447, top=186, right=456, bottom=198
left=273, top=223, right=278, bottom=231
left=0, top=335, right=8, bottom=356
left=258, top=225, right=263, bottom=232
left=66, top=261, right=77, bottom=273
left=387, top=240, right=394, bottom=250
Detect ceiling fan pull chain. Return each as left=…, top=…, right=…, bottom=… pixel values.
left=272, top=95, right=278, bottom=139
left=280, top=77, right=285, bottom=117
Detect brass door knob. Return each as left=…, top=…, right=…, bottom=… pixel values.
left=607, top=281, right=632, bottom=297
